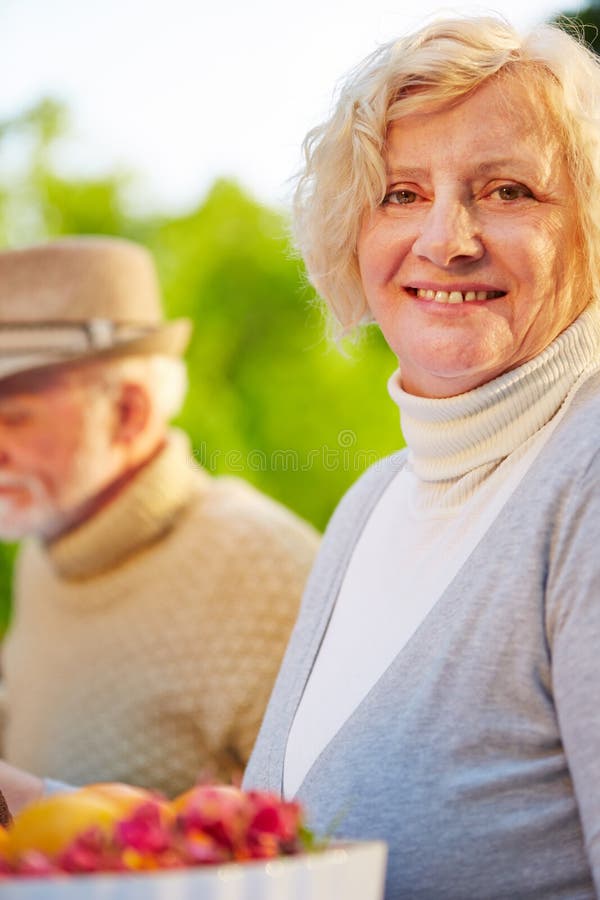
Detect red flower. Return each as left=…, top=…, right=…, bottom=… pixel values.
left=176, top=786, right=248, bottom=852
left=247, top=791, right=304, bottom=854
left=115, top=801, right=171, bottom=855
left=59, top=828, right=121, bottom=874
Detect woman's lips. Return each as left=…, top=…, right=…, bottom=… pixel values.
left=406, top=287, right=506, bottom=304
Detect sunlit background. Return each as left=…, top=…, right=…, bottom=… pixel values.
left=0, top=0, right=594, bottom=624
left=0, top=0, right=575, bottom=213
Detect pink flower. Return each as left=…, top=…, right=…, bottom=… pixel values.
left=16, top=850, right=59, bottom=877
left=115, top=801, right=171, bottom=855
left=176, top=786, right=248, bottom=852
left=247, top=791, right=304, bottom=853
left=58, top=828, right=120, bottom=874
left=180, top=832, right=230, bottom=866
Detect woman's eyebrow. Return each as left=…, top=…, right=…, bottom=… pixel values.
left=473, top=158, right=529, bottom=174
left=385, top=166, right=429, bottom=180
left=387, top=158, right=531, bottom=174
left=385, top=158, right=540, bottom=185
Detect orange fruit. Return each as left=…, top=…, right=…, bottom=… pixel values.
left=77, top=782, right=157, bottom=816
left=79, top=781, right=175, bottom=829
left=171, top=784, right=242, bottom=816
left=6, top=791, right=122, bottom=860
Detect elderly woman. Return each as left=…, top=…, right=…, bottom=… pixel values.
left=244, top=15, right=600, bottom=900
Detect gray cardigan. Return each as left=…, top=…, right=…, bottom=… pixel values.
left=245, top=370, right=600, bottom=900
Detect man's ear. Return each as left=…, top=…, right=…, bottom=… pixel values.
left=112, top=382, right=151, bottom=445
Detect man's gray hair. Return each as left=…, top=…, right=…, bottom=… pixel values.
left=92, top=355, right=188, bottom=421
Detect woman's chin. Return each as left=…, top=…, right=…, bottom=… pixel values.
left=400, top=354, right=506, bottom=398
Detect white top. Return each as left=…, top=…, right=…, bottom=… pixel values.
left=284, top=304, right=600, bottom=798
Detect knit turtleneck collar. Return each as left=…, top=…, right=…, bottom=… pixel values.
left=46, top=429, right=205, bottom=580
left=388, top=303, right=600, bottom=485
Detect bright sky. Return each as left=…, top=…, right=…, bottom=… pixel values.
left=0, top=0, right=580, bottom=213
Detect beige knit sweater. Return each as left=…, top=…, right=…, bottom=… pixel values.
left=0, top=431, right=319, bottom=797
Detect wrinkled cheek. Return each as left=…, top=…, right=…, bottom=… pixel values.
left=356, top=267, right=380, bottom=315
left=358, top=258, right=398, bottom=317
left=356, top=241, right=375, bottom=290
left=553, top=246, right=588, bottom=318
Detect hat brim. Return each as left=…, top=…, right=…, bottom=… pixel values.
left=0, top=318, right=192, bottom=387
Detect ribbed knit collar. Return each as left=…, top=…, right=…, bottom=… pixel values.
left=388, top=304, right=600, bottom=485
left=46, top=429, right=205, bottom=580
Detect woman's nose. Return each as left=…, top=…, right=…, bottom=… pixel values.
left=412, top=199, right=484, bottom=267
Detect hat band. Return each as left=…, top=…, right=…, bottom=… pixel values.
left=0, top=320, right=160, bottom=354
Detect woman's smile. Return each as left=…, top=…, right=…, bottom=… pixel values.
left=404, top=286, right=506, bottom=304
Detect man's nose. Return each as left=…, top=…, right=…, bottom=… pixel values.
left=412, top=198, right=484, bottom=267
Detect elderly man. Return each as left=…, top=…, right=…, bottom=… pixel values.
left=0, top=236, right=319, bottom=800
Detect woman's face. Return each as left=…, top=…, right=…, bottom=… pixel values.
left=357, top=76, right=586, bottom=398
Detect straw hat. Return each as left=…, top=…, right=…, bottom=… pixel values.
left=0, top=236, right=192, bottom=383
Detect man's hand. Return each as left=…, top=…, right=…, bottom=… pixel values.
left=0, top=760, right=43, bottom=816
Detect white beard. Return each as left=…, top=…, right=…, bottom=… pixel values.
left=0, top=473, right=55, bottom=540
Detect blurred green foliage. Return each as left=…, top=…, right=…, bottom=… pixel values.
left=0, top=99, right=402, bottom=633
left=553, top=1, right=600, bottom=51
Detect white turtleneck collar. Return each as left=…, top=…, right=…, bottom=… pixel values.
left=388, top=303, right=600, bottom=485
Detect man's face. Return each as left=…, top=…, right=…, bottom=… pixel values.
left=0, top=372, right=114, bottom=539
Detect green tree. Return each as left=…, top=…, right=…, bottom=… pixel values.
left=0, top=99, right=133, bottom=244
left=150, top=180, right=399, bottom=528
left=0, top=99, right=402, bottom=633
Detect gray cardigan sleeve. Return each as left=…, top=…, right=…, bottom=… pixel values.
left=548, top=448, right=600, bottom=892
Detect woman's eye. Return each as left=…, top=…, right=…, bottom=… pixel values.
left=383, top=189, right=418, bottom=205
left=491, top=184, right=532, bottom=201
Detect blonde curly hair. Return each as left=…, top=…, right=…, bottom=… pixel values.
left=293, top=15, right=600, bottom=335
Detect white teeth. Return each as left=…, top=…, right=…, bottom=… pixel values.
left=415, top=288, right=500, bottom=303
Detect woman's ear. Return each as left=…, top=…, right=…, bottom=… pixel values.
left=112, top=381, right=151, bottom=445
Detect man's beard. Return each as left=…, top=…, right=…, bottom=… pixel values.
left=0, top=473, right=55, bottom=540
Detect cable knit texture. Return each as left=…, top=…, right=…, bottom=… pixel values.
left=387, top=302, right=600, bottom=507
left=0, top=430, right=319, bottom=796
